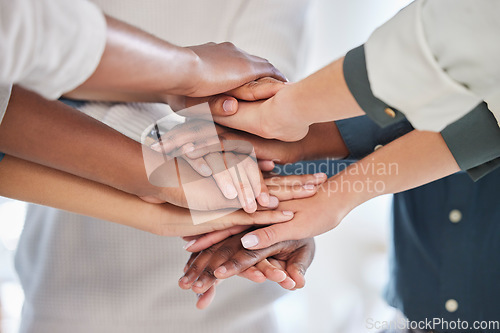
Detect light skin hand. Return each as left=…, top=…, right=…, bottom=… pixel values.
left=180, top=173, right=327, bottom=252
left=213, top=57, right=365, bottom=142
left=236, top=130, right=461, bottom=249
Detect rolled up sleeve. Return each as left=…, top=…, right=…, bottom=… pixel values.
left=0, top=0, right=107, bottom=100
left=364, top=0, right=500, bottom=132
left=441, top=102, right=500, bottom=180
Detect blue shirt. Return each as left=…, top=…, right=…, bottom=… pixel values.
left=336, top=116, right=500, bottom=332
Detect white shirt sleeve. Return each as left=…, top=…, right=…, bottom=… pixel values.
left=365, top=0, right=500, bottom=131
left=0, top=0, right=107, bottom=100
left=0, top=84, right=13, bottom=126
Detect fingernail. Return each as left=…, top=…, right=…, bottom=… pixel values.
left=199, top=164, right=212, bottom=176
left=193, top=281, right=203, bottom=288
left=215, top=266, right=227, bottom=276
left=185, top=145, right=195, bottom=153
left=225, top=184, right=238, bottom=199
left=179, top=276, right=189, bottom=284
left=241, top=234, right=259, bottom=248
left=269, top=196, right=279, bottom=207
left=275, top=270, right=287, bottom=282
left=223, top=99, right=236, bottom=114
left=302, top=184, right=315, bottom=190
left=282, top=211, right=294, bottom=216
left=183, top=239, right=196, bottom=250
left=259, top=192, right=270, bottom=206
left=314, top=173, right=326, bottom=178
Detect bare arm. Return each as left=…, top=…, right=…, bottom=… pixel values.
left=0, top=155, right=305, bottom=237
left=231, top=130, right=461, bottom=249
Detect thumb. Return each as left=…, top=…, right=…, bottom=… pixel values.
left=183, top=95, right=239, bottom=117
left=240, top=222, right=296, bottom=250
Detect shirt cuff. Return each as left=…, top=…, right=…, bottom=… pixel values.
left=364, top=0, right=481, bottom=132
left=336, top=115, right=413, bottom=160
left=441, top=102, right=500, bottom=179
left=343, top=45, right=406, bottom=128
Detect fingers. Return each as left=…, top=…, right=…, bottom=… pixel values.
left=237, top=266, right=267, bottom=283
left=204, top=153, right=238, bottom=199
left=267, top=184, right=318, bottom=201
left=230, top=209, right=294, bottom=227
left=258, top=160, right=275, bottom=172
left=254, top=260, right=287, bottom=283
left=240, top=222, right=300, bottom=250
left=264, top=173, right=327, bottom=187
left=179, top=154, right=212, bottom=177
left=267, top=258, right=296, bottom=290
left=238, top=155, right=270, bottom=208
left=151, top=119, right=217, bottom=155
left=184, top=226, right=251, bottom=252
left=226, top=77, right=287, bottom=101
left=228, top=160, right=257, bottom=213
left=183, top=95, right=238, bottom=117
left=195, top=282, right=218, bottom=310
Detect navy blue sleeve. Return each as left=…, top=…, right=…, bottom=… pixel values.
left=335, top=116, right=413, bottom=160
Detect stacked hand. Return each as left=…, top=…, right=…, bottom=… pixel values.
left=179, top=229, right=315, bottom=309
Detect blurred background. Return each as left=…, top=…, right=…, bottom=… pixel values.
left=0, top=0, right=411, bottom=332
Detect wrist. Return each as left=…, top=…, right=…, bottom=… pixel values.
left=172, top=47, right=201, bottom=96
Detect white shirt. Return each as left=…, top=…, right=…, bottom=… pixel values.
left=0, top=0, right=106, bottom=120
left=16, top=1, right=309, bottom=332
left=365, top=0, right=500, bottom=131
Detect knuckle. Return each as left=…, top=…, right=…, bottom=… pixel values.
left=215, top=245, right=236, bottom=261
left=261, top=227, right=277, bottom=244
left=242, top=250, right=260, bottom=261
left=201, top=268, right=216, bottom=279
left=228, top=258, right=243, bottom=271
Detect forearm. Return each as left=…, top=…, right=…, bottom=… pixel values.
left=297, top=122, right=349, bottom=161
left=64, top=16, right=197, bottom=102
left=326, top=130, right=460, bottom=215
left=0, top=86, right=163, bottom=198
left=0, top=154, right=163, bottom=233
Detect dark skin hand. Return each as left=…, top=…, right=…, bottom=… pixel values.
left=179, top=230, right=315, bottom=297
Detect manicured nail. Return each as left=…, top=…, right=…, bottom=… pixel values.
left=225, top=184, right=238, bottom=199
left=215, top=266, right=227, bottom=276
left=193, top=281, right=203, bottom=288
left=223, top=99, right=236, bottom=114
left=275, top=270, right=287, bottom=282
left=282, top=211, right=294, bottom=216
left=302, top=184, right=315, bottom=190
left=185, top=145, right=195, bottom=153
left=179, top=276, right=189, bottom=284
left=241, top=234, right=259, bottom=248
left=259, top=192, right=270, bottom=206
left=314, top=173, right=326, bottom=178
left=199, top=164, right=212, bottom=176
left=269, top=196, right=279, bottom=207
left=183, top=239, right=196, bottom=250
